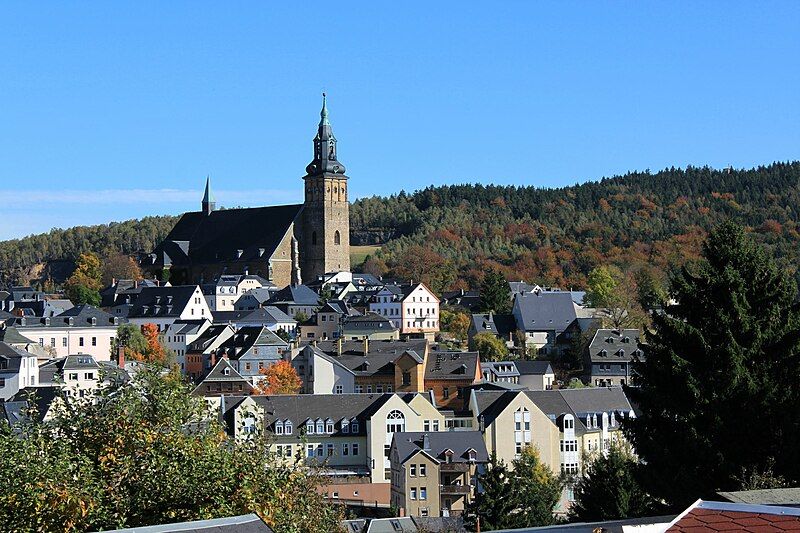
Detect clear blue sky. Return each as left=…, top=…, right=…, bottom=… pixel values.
left=1, top=2, right=798, bottom=240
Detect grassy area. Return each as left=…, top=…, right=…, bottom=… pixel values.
left=350, top=245, right=381, bottom=267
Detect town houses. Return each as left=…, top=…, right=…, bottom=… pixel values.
left=0, top=98, right=648, bottom=527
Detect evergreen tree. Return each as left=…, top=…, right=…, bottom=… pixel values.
left=464, top=448, right=562, bottom=531
left=625, top=221, right=800, bottom=509
left=464, top=455, right=521, bottom=531
left=568, top=443, right=660, bottom=522
left=480, top=270, right=511, bottom=313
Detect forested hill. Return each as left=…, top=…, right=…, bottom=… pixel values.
left=1, top=162, right=798, bottom=290
left=350, top=161, right=800, bottom=291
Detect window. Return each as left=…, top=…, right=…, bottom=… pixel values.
left=307, top=444, right=314, bottom=458
left=386, top=410, right=405, bottom=434
left=326, top=419, right=334, bottom=433
left=564, top=417, right=574, bottom=430
left=423, top=420, right=430, bottom=432
left=376, top=385, right=383, bottom=393
left=68, top=373, right=78, bottom=380
left=420, top=508, right=429, bottom=517
left=410, top=464, right=416, bottom=477
left=366, top=385, right=372, bottom=393
left=316, top=419, right=324, bottom=434
left=420, top=487, right=427, bottom=500
left=352, top=443, right=359, bottom=456
left=327, top=443, right=335, bottom=457
left=351, top=420, right=359, bottom=433
left=335, top=384, right=344, bottom=394
left=62, top=338, right=67, bottom=347
left=284, top=445, right=292, bottom=457
left=275, top=421, right=285, bottom=435
left=433, top=420, right=439, bottom=432
left=342, top=418, right=349, bottom=433
left=410, top=488, right=417, bottom=500
left=284, top=421, right=293, bottom=435
left=84, top=372, right=94, bottom=380
left=91, top=337, right=97, bottom=347
left=419, top=464, right=426, bottom=476
left=79, top=337, right=84, bottom=347
left=514, top=408, right=532, bottom=456
left=245, top=362, right=251, bottom=372
left=306, top=421, right=314, bottom=435
left=316, top=444, right=323, bottom=457
left=334, top=230, right=341, bottom=245
left=276, top=445, right=283, bottom=456
left=402, top=371, right=411, bottom=386
left=342, top=443, right=349, bottom=456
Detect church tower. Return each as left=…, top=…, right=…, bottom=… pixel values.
left=301, top=94, right=351, bottom=282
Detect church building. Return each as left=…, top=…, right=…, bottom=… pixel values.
left=143, top=95, right=350, bottom=287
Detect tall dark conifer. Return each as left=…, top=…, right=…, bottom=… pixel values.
left=625, top=221, right=800, bottom=509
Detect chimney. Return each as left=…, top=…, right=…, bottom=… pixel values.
left=337, top=337, right=343, bottom=356
left=312, top=339, right=317, bottom=348
left=210, top=350, right=218, bottom=368
left=422, top=433, right=431, bottom=451
left=117, top=346, right=125, bottom=369
left=363, top=337, right=369, bottom=355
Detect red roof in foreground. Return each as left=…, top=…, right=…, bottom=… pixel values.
left=669, top=500, right=800, bottom=532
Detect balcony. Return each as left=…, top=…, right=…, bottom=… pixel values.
left=439, top=463, right=470, bottom=473
left=440, top=484, right=471, bottom=496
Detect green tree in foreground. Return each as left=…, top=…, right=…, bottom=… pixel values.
left=465, top=448, right=563, bottom=531
left=626, top=221, right=800, bottom=509
left=0, top=366, right=341, bottom=532
left=480, top=270, right=511, bottom=314
left=568, top=443, right=661, bottom=522
left=471, top=331, right=510, bottom=361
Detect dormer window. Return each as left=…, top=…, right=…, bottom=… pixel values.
left=341, top=418, right=350, bottom=433
left=351, top=420, right=359, bottom=433
left=285, top=421, right=293, bottom=435
left=325, top=418, right=334, bottom=434
left=275, top=420, right=285, bottom=435
left=467, top=449, right=477, bottom=462
left=316, top=418, right=324, bottom=434
left=305, top=420, right=314, bottom=435
left=223, top=367, right=230, bottom=376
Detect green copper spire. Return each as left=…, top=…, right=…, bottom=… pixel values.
left=202, top=175, right=216, bottom=215
left=319, top=92, right=330, bottom=127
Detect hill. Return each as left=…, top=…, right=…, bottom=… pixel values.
left=2, top=161, right=799, bottom=290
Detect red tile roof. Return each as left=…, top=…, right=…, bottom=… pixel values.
left=669, top=500, right=800, bottom=532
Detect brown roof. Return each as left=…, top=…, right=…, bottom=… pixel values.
left=668, top=500, right=800, bottom=532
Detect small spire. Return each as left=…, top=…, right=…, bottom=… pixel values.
left=319, top=92, right=330, bottom=127
left=202, top=175, right=216, bottom=215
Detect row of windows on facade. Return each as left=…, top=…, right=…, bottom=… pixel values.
left=273, top=418, right=360, bottom=435
left=305, top=442, right=360, bottom=458
left=39, top=336, right=101, bottom=348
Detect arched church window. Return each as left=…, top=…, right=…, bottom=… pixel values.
left=334, top=231, right=341, bottom=245
left=312, top=232, right=317, bottom=246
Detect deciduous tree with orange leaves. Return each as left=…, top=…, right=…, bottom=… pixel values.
left=254, top=360, right=302, bottom=395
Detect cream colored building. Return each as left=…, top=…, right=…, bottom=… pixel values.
left=233, top=392, right=446, bottom=483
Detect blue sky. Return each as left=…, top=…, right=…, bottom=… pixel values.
left=0, top=2, right=798, bottom=240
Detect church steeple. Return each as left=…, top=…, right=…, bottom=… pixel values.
left=306, top=93, right=346, bottom=176
left=202, top=175, right=215, bottom=216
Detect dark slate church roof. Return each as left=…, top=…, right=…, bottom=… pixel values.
left=147, top=204, right=304, bottom=267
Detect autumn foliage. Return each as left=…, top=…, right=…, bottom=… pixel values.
left=254, top=360, right=302, bottom=395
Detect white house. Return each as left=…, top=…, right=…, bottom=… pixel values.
left=291, top=344, right=355, bottom=394
left=126, top=285, right=211, bottom=331
left=0, top=341, right=40, bottom=400
left=369, top=283, right=440, bottom=340
left=203, top=274, right=273, bottom=312
left=162, top=319, right=212, bottom=371
left=9, top=305, right=121, bottom=361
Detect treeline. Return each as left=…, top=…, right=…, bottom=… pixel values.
left=351, top=161, right=800, bottom=291
left=2, top=162, right=799, bottom=291
left=0, top=216, right=177, bottom=285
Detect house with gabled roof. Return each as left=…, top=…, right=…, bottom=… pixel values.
left=389, top=431, right=488, bottom=518
left=585, top=328, right=644, bottom=387
left=193, top=358, right=255, bottom=397
left=126, top=285, right=210, bottom=331
left=184, top=324, right=236, bottom=381
left=210, top=326, right=289, bottom=385
left=0, top=341, right=39, bottom=400
left=369, top=283, right=440, bottom=340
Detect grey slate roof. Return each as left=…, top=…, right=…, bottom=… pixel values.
left=514, top=360, right=554, bottom=376
left=425, top=350, right=479, bottom=380
left=471, top=313, right=516, bottom=338
left=128, top=286, right=199, bottom=318
left=146, top=204, right=303, bottom=268
left=0, top=326, right=34, bottom=345
left=588, top=328, right=643, bottom=363
left=213, top=326, right=287, bottom=361
left=268, top=284, right=320, bottom=306
left=514, top=291, right=579, bottom=332
left=39, top=355, right=129, bottom=385
left=97, top=513, right=274, bottom=532
left=716, top=488, right=800, bottom=507
left=249, top=393, right=395, bottom=434
left=213, top=306, right=295, bottom=325
left=314, top=339, right=429, bottom=377
left=342, top=312, right=396, bottom=333
left=392, top=430, right=489, bottom=464
left=9, top=304, right=120, bottom=328
left=188, top=325, right=235, bottom=353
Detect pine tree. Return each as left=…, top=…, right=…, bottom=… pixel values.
left=463, top=454, right=519, bottom=531
left=625, top=221, right=800, bottom=509
left=568, top=443, right=660, bottom=522
left=480, top=269, right=511, bottom=313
